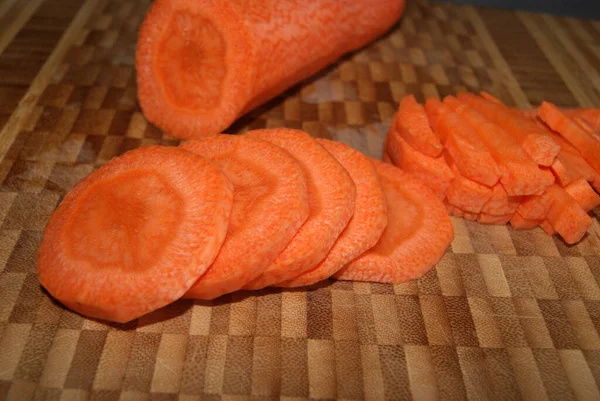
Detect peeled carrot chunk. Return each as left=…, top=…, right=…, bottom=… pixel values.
left=481, top=184, right=522, bottom=216
left=335, top=161, right=453, bottom=284
left=516, top=186, right=555, bottom=221
left=37, top=146, right=234, bottom=323
left=544, top=184, right=592, bottom=244
left=540, top=220, right=556, bottom=236
left=538, top=102, right=600, bottom=176
left=386, top=126, right=454, bottom=200
left=244, top=129, right=356, bottom=289
left=280, top=139, right=387, bottom=287
left=425, top=98, right=502, bottom=186
left=136, top=0, right=407, bottom=138
left=510, top=213, right=542, bottom=230
left=181, top=135, right=310, bottom=299
left=566, top=108, right=600, bottom=132
left=564, top=178, right=600, bottom=213
left=445, top=201, right=465, bottom=218
left=395, top=95, right=443, bottom=157
left=457, top=93, right=559, bottom=166
left=477, top=213, right=512, bottom=225
left=445, top=157, right=494, bottom=214
left=444, top=96, right=552, bottom=196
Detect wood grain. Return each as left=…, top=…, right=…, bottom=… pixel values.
left=0, top=0, right=599, bottom=399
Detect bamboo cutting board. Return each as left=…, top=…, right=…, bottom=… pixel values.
left=1, top=1, right=600, bottom=400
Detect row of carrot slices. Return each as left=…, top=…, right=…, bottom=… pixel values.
left=37, top=129, right=453, bottom=323
left=384, top=92, right=600, bottom=245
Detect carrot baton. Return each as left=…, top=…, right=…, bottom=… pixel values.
left=137, top=0, right=406, bottom=139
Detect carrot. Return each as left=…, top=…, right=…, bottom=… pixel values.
left=335, top=160, right=453, bottom=283
left=445, top=156, right=494, bottom=214
left=544, top=184, right=592, bottom=244
left=382, top=150, right=392, bottom=164
left=395, top=95, right=443, bottom=157
left=445, top=201, right=465, bottom=218
left=244, top=129, right=356, bottom=289
left=564, top=178, right=600, bottom=212
left=477, top=213, right=512, bottom=225
left=550, top=157, right=580, bottom=187
left=386, top=126, right=454, bottom=200
left=538, top=101, right=600, bottom=175
left=136, top=0, right=407, bottom=139
left=479, top=91, right=503, bottom=105
left=280, top=139, right=387, bottom=287
left=425, top=98, right=502, bottom=186
left=181, top=135, right=310, bottom=299
left=457, top=93, right=559, bottom=166
left=516, top=188, right=554, bottom=221
left=444, top=96, right=553, bottom=196
left=540, top=220, right=555, bottom=236
left=481, top=183, right=522, bottom=216
left=565, top=109, right=600, bottom=132
left=510, top=213, right=542, bottom=230
left=37, top=146, right=234, bottom=323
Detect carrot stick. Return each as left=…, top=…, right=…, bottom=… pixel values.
left=457, top=93, right=559, bottom=166
left=477, top=213, right=512, bottom=225
left=395, top=95, right=443, bottom=157
left=386, top=125, right=454, bottom=200
left=538, top=102, right=600, bottom=176
left=510, top=213, right=542, bottom=230
left=444, top=96, right=553, bottom=196
left=445, top=157, right=494, bottom=214
left=137, top=0, right=407, bottom=138
left=481, top=183, right=522, bottom=216
left=564, top=178, right=600, bottom=212
left=425, top=98, right=502, bottom=186
left=544, top=184, right=592, bottom=244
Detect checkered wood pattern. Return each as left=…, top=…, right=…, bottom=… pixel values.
left=1, top=0, right=599, bottom=400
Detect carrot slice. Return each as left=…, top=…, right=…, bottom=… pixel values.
left=386, top=127, right=454, bottom=200
left=457, top=93, right=559, bottom=166
left=244, top=129, right=356, bottom=289
left=444, top=96, right=553, bottom=196
left=510, top=213, right=541, bottom=230
left=280, top=139, right=387, bottom=287
left=565, top=108, right=600, bottom=132
left=335, top=160, right=453, bottom=283
left=516, top=188, right=554, bottom=221
left=445, top=157, right=494, bottom=214
left=564, top=178, right=600, bottom=212
left=477, top=213, right=512, bottom=225
left=37, top=146, right=234, bottom=323
left=425, top=98, right=502, bottom=186
left=538, top=101, right=600, bottom=175
left=181, top=135, right=310, bottom=299
left=445, top=201, right=465, bottom=218
left=544, top=184, right=592, bottom=244
left=479, top=91, right=503, bottom=105
left=550, top=157, right=580, bottom=187
left=137, top=0, right=406, bottom=138
left=395, top=95, right=443, bottom=157
left=481, top=184, right=522, bottom=216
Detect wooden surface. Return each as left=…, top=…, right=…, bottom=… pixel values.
left=1, top=1, right=600, bottom=400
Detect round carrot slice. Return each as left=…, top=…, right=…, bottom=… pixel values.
left=335, top=160, right=454, bottom=284
left=182, top=135, right=310, bottom=299
left=37, top=146, right=234, bottom=323
left=280, top=139, right=387, bottom=287
left=244, top=129, right=356, bottom=289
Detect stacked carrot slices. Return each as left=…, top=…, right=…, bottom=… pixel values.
left=385, top=93, right=600, bottom=245
left=37, top=129, right=453, bottom=323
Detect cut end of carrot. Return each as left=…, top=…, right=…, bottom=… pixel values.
left=396, top=95, right=443, bottom=157
left=509, top=213, right=541, bottom=230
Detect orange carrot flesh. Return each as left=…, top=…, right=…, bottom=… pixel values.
left=386, top=128, right=454, bottom=201
left=396, top=95, right=443, bottom=157
left=425, top=98, right=502, bottom=186
left=445, top=201, right=465, bottom=218
left=510, top=213, right=542, bottom=230
left=538, top=101, right=600, bottom=175
left=477, top=213, right=512, bottom=225
left=137, top=0, right=406, bottom=139
left=335, top=161, right=453, bottom=284
left=37, top=146, right=235, bottom=323
left=444, top=96, right=552, bottom=196
left=564, top=178, right=600, bottom=212
left=244, top=129, right=356, bottom=289
left=481, top=183, right=522, bottom=216
left=181, top=135, right=310, bottom=300
left=550, top=157, right=580, bottom=187
left=565, top=108, right=600, bottom=132
left=544, top=184, right=592, bottom=244
left=445, top=160, right=494, bottom=214
left=540, top=220, right=556, bottom=236
left=280, top=139, right=387, bottom=287
left=457, top=93, right=559, bottom=166
left=516, top=187, right=554, bottom=221
left=479, top=91, right=503, bottom=105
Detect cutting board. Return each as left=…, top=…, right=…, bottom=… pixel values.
left=1, top=0, right=600, bottom=400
